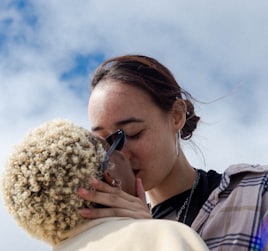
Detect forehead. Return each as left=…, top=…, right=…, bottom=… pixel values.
left=90, top=80, right=151, bottom=105
left=88, top=81, right=155, bottom=126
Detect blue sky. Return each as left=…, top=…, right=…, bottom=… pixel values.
left=1, top=0, right=268, bottom=250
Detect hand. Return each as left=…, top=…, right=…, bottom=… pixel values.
left=78, top=178, right=152, bottom=219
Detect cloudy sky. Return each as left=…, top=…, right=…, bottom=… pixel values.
left=1, top=0, right=268, bottom=250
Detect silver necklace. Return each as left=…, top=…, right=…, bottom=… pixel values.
left=176, top=171, right=200, bottom=223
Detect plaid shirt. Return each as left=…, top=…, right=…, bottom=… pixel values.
left=192, top=164, right=268, bottom=251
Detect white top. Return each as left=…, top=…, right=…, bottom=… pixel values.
left=54, top=217, right=209, bottom=251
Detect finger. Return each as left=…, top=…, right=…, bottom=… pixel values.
left=78, top=187, right=138, bottom=208
left=90, top=178, right=111, bottom=191
left=77, top=187, right=94, bottom=201
left=89, top=178, right=120, bottom=193
left=80, top=207, right=152, bottom=219
left=77, top=179, right=121, bottom=201
left=135, top=178, right=147, bottom=204
left=88, top=178, right=137, bottom=201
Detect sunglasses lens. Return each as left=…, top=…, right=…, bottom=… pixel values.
left=105, top=134, right=114, bottom=146
left=105, top=130, right=125, bottom=151
left=116, top=132, right=125, bottom=150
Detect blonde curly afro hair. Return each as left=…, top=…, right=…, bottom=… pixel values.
left=1, top=119, right=109, bottom=245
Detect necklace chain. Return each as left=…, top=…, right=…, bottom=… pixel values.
left=176, top=171, right=200, bottom=223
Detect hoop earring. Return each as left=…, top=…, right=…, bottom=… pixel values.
left=175, top=131, right=180, bottom=156
left=112, top=178, right=122, bottom=189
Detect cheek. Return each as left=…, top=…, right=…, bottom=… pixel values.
left=141, top=131, right=167, bottom=158
left=109, top=154, right=136, bottom=194
left=122, top=173, right=136, bottom=195
left=128, top=135, right=160, bottom=172
left=127, top=138, right=151, bottom=163
left=116, top=165, right=136, bottom=195
left=136, top=133, right=176, bottom=186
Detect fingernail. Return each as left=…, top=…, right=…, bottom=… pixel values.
left=89, top=178, right=99, bottom=185
left=80, top=209, right=91, bottom=217
left=78, top=188, right=89, bottom=196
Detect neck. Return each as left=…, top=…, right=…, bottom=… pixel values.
left=147, top=151, right=196, bottom=208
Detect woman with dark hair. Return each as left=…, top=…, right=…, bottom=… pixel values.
left=80, top=55, right=268, bottom=250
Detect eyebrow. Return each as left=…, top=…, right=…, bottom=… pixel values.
left=91, top=117, right=144, bottom=132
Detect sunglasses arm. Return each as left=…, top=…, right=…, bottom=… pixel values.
left=100, top=136, right=122, bottom=172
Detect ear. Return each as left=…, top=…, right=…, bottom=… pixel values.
left=103, top=170, right=114, bottom=186
left=103, top=170, right=122, bottom=188
left=171, top=98, right=186, bottom=131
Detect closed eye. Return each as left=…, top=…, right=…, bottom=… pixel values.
left=126, top=131, right=143, bottom=140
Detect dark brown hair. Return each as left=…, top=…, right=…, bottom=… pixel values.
left=90, top=55, right=200, bottom=140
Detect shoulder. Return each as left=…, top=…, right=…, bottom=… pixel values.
left=218, top=163, right=268, bottom=194
left=206, top=164, right=268, bottom=198
left=125, top=219, right=209, bottom=250
left=224, top=163, right=268, bottom=177
left=114, top=219, right=201, bottom=238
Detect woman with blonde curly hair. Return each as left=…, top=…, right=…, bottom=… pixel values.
left=1, top=119, right=208, bottom=251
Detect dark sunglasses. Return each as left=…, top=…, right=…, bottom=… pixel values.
left=100, top=130, right=126, bottom=172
